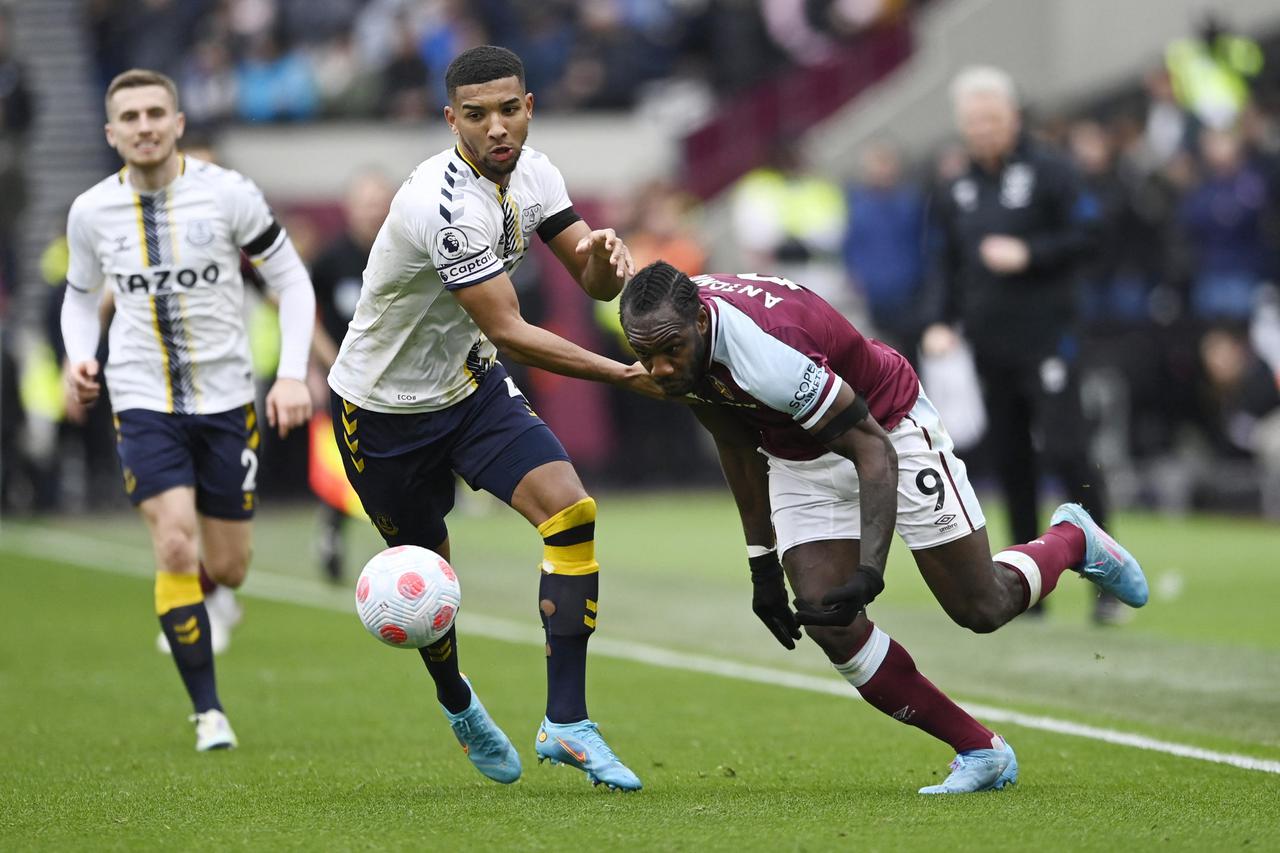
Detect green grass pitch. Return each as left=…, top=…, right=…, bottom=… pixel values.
left=2, top=493, right=1279, bottom=850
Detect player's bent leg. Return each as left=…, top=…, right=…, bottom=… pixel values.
left=911, top=530, right=1029, bottom=633
left=141, top=488, right=231, bottom=749
left=890, top=390, right=1029, bottom=631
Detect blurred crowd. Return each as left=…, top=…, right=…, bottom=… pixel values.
left=4, top=7, right=1280, bottom=523
left=85, top=0, right=908, bottom=127
left=720, top=20, right=1280, bottom=517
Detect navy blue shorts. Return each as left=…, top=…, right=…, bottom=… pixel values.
left=113, top=404, right=260, bottom=519
left=331, top=362, right=570, bottom=549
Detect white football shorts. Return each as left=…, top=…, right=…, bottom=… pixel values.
left=766, top=387, right=986, bottom=555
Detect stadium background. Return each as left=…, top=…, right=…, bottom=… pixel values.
left=2, top=1, right=1280, bottom=850
left=4, top=0, right=1280, bottom=515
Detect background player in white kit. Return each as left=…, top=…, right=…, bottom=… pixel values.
left=61, top=69, right=316, bottom=751
left=328, top=46, right=656, bottom=790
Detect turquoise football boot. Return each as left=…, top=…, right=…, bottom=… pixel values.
left=535, top=718, right=642, bottom=791
left=442, top=679, right=521, bottom=784
left=1051, top=503, right=1149, bottom=607
left=919, top=737, right=1017, bottom=794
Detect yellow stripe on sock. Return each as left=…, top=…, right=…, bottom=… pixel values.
left=537, top=497, right=600, bottom=575
left=155, top=571, right=202, bottom=614
left=536, top=497, right=596, bottom=538
left=540, top=542, right=599, bottom=576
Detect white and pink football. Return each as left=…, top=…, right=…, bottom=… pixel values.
left=355, top=546, right=461, bottom=648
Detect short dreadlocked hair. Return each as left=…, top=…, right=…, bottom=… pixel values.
left=619, top=261, right=701, bottom=331
left=445, top=45, right=526, bottom=101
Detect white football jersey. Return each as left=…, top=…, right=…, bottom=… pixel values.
left=327, top=144, right=577, bottom=413
left=66, top=156, right=286, bottom=415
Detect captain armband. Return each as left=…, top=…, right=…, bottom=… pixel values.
left=810, top=395, right=870, bottom=444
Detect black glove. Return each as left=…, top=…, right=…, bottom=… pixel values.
left=749, top=552, right=802, bottom=650
left=793, top=566, right=885, bottom=627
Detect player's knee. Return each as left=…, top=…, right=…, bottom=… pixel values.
left=206, top=555, right=248, bottom=589
left=804, top=624, right=864, bottom=663
left=153, top=529, right=198, bottom=574
left=949, top=600, right=1004, bottom=634
left=537, top=496, right=598, bottom=575
left=205, top=551, right=250, bottom=588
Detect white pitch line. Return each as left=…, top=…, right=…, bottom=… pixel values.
left=5, top=526, right=1279, bottom=776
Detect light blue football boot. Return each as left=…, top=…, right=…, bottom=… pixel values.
left=1051, top=502, right=1149, bottom=608
left=919, top=737, right=1017, bottom=794
left=442, top=679, right=521, bottom=784
left=535, top=718, right=642, bottom=791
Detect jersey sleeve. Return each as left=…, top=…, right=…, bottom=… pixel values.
left=529, top=153, right=580, bottom=243
left=402, top=189, right=503, bottom=290
left=537, top=156, right=573, bottom=218
left=711, top=300, right=843, bottom=428
left=220, top=170, right=286, bottom=261
left=64, top=197, right=103, bottom=293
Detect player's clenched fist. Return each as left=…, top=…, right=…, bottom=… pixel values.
left=575, top=228, right=635, bottom=279
left=265, top=377, right=313, bottom=438
left=64, top=359, right=102, bottom=407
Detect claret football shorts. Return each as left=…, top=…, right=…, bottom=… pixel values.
left=765, top=388, right=986, bottom=555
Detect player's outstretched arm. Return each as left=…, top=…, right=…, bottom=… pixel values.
left=254, top=235, right=316, bottom=437
left=794, top=384, right=897, bottom=628
left=692, top=405, right=802, bottom=650
left=454, top=271, right=660, bottom=396
left=545, top=220, right=634, bottom=301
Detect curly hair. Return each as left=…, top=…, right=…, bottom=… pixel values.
left=619, top=261, right=700, bottom=330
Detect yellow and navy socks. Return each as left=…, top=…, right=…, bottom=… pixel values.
left=419, top=626, right=471, bottom=714
left=155, top=571, right=221, bottom=714
left=536, top=497, right=600, bottom=725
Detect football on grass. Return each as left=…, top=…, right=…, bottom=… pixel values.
left=355, top=546, right=460, bottom=648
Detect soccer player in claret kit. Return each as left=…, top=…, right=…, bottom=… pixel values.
left=327, top=46, right=656, bottom=790
left=61, top=70, right=316, bottom=751
left=619, top=261, right=1149, bottom=793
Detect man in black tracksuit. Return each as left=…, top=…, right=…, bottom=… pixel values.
left=925, top=66, right=1121, bottom=623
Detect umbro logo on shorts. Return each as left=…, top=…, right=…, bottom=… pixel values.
left=933, top=514, right=956, bottom=526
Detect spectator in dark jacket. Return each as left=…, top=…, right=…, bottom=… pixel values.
left=1180, top=127, right=1274, bottom=322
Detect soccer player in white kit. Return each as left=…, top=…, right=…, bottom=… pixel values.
left=61, top=70, right=316, bottom=751
left=328, top=46, right=656, bottom=790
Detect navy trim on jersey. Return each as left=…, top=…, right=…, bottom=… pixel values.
left=453, top=146, right=482, bottom=179
left=242, top=219, right=282, bottom=256
left=443, top=266, right=504, bottom=292
left=537, top=206, right=581, bottom=243
left=65, top=280, right=91, bottom=293
left=153, top=293, right=196, bottom=413
left=138, top=194, right=163, bottom=266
